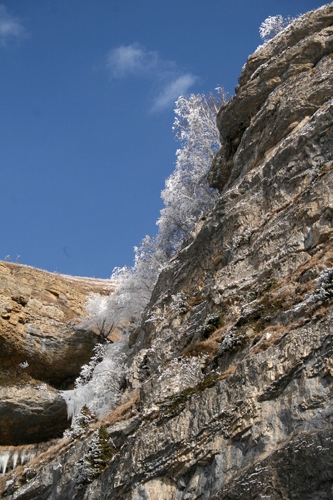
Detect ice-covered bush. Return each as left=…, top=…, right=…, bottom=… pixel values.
left=157, top=88, right=225, bottom=256
left=61, top=341, right=127, bottom=422
left=74, top=426, right=115, bottom=486
left=259, top=15, right=295, bottom=43
left=306, top=268, right=333, bottom=304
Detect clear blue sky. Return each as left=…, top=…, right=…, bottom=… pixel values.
left=0, top=0, right=325, bottom=277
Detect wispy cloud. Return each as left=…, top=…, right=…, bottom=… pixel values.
left=0, top=5, right=26, bottom=45
left=152, top=74, right=198, bottom=112
left=106, top=43, right=159, bottom=78
left=106, top=43, right=197, bottom=111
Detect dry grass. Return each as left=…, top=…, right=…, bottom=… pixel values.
left=219, top=364, right=237, bottom=379
left=180, top=322, right=235, bottom=361
left=209, top=241, right=333, bottom=361
left=26, top=438, right=72, bottom=469
left=98, top=390, right=140, bottom=428
left=0, top=476, right=8, bottom=496
left=248, top=325, right=287, bottom=356
left=179, top=239, right=333, bottom=368
left=188, top=295, right=207, bottom=307
left=182, top=338, right=220, bottom=359
left=246, top=301, right=333, bottom=359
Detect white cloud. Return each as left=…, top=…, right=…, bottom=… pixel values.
left=106, top=42, right=197, bottom=111
left=0, top=5, right=26, bottom=44
left=106, top=43, right=159, bottom=78
left=152, top=74, right=197, bottom=112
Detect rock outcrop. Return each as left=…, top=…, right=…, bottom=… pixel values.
left=0, top=383, right=67, bottom=445
left=1, top=3, right=333, bottom=499
left=0, top=263, right=114, bottom=447
left=0, top=262, right=114, bottom=387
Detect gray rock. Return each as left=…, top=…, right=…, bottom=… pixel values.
left=3, top=4, right=333, bottom=499
left=0, top=383, right=68, bottom=445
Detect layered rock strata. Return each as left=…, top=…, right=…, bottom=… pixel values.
left=2, top=3, right=333, bottom=499
left=0, top=263, right=114, bottom=446
left=0, top=262, right=113, bottom=386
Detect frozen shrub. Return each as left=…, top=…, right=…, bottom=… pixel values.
left=259, top=15, right=295, bottom=43
left=61, top=341, right=127, bottom=422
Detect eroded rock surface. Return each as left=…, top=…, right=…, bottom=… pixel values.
left=0, top=262, right=114, bottom=386
left=0, top=263, right=114, bottom=446
left=2, top=4, right=333, bottom=499
left=0, top=383, right=67, bottom=445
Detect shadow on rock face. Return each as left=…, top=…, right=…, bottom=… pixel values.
left=0, top=382, right=69, bottom=446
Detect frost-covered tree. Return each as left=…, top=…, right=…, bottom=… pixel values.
left=107, top=235, right=168, bottom=327
left=82, top=294, right=114, bottom=341
left=82, top=88, right=226, bottom=338
left=61, top=341, right=127, bottom=422
left=73, top=426, right=115, bottom=486
left=259, top=15, right=295, bottom=43
left=80, top=235, right=168, bottom=337
left=157, top=87, right=226, bottom=256
left=70, top=88, right=227, bottom=426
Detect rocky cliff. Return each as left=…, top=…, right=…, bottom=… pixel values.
left=0, top=262, right=114, bottom=449
left=1, top=3, right=333, bottom=499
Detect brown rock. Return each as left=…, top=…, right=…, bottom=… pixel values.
left=0, top=262, right=114, bottom=387
left=0, top=263, right=114, bottom=447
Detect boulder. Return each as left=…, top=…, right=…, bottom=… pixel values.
left=0, top=382, right=68, bottom=445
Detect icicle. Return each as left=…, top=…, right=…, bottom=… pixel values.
left=12, top=451, right=18, bottom=469
left=61, top=388, right=89, bottom=420
left=20, top=450, right=27, bottom=465
left=26, top=452, right=36, bottom=462
left=0, top=451, right=10, bottom=475
left=20, top=450, right=36, bottom=466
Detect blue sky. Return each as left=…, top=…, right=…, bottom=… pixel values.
left=0, top=0, right=326, bottom=277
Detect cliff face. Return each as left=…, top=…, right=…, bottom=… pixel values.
left=0, top=262, right=114, bottom=387
left=2, top=3, right=333, bottom=499
left=0, top=263, right=114, bottom=447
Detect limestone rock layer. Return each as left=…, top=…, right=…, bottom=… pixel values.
left=2, top=3, right=333, bottom=499
left=0, top=263, right=113, bottom=446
